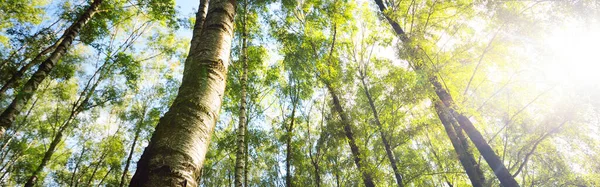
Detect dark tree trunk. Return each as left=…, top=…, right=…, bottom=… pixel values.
left=0, top=0, right=103, bottom=136
left=453, top=118, right=486, bottom=184
left=448, top=107, right=517, bottom=186
left=310, top=114, right=326, bottom=187
left=359, top=75, right=404, bottom=187
left=325, top=82, right=375, bottom=187
left=285, top=98, right=297, bottom=187
left=312, top=160, right=321, bottom=187
left=435, top=102, right=485, bottom=187
left=311, top=127, right=327, bottom=187
left=97, top=167, right=113, bottom=187
left=129, top=0, right=236, bottom=186
left=120, top=128, right=141, bottom=187
left=24, top=125, right=69, bottom=187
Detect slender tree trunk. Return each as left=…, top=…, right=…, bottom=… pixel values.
left=235, top=1, right=248, bottom=185
left=0, top=0, right=103, bottom=136
left=311, top=127, right=326, bottom=187
left=97, top=167, right=113, bottom=187
left=312, top=158, right=321, bottom=187
left=25, top=61, right=102, bottom=187
left=325, top=82, right=375, bottom=187
left=0, top=44, right=57, bottom=99
left=309, top=103, right=326, bottom=187
left=285, top=98, right=297, bottom=187
left=435, top=102, right=485, bottom=187
left=244, top=125, right=249, bottom=187
left=0, top=88, right=44, bottom=153
left=359, top=75, right=404, bottom=187
left=71, top=146, right=87, bottom=187
left=85, top=151, right=108, bottom=186
left=372, top=1, right=519, bottom=186
left=0, top=161, right=14, bottom=182
left=334, top=158, right=341, bottom=187
left=129, top=0, right=236, bottom=186
left=0, top=150, right=22, bottom=180
left=120, top=128, right=141, bottom=187
left=313, top=161, right=321, bottom=187
left=24, top=124, right=69, bottom=187
left=0, top=152, right=22, bottom=183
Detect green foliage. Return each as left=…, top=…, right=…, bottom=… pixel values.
left=0, top=0, right=47, bottom=47
left=113, top=52, right=140, bottom=90
left=0, top=0, right=599, bottom=186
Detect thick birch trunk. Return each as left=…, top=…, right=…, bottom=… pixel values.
left=129, top=0, right=236, bottom=186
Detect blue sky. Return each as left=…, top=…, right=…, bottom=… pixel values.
left=175, top=0, right=199, bottom=15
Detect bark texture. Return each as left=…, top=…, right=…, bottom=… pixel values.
left=129, top=0, right=236, bottom=186
left=0, top=44, right=56, bottom=98
left=0, top=0, right=103, bottom=137
left=184, top=0, right=209, bottom=67
left=325, top=82, right=375, bottom=187
left=372, top=1, right=519, bottom=186
left=435, top=102, right=485, bottom=187
left=359, top=75, right=404, bottom=187
left=235, top=1, right=248, bottom=185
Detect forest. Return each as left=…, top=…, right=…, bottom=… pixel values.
left=1, top=0, right=599, bottom=186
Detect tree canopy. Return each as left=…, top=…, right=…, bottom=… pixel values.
left=1, top=0, right=599, bottom=186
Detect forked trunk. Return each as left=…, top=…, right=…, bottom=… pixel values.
left=435, top=102, right=485, bottom=187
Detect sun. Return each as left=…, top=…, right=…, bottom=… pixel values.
left=544, top=21, right=600, bottom=85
